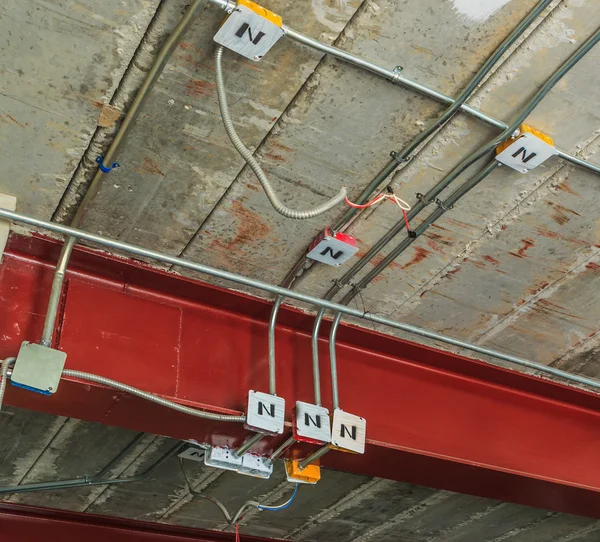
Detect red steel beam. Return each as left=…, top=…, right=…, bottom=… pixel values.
left=2, top=233, right=600, bottom=517
left=0, top=503, right=277, bottom=541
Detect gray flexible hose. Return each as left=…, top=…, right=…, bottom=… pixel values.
left=62, top=369, right=246, bottom=423
left=214, top=46, right=347, bottom=219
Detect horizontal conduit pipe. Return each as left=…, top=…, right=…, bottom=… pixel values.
left=331, top=0, right=555, bottom=230
left=0, top=443, right=184, bottom=496
left=3, top=209, right=600, bottom=391
left=326, top=25, right=600, bottom=300
left=205, top=0, right=600, bottom=177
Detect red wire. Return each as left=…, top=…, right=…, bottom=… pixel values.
left=236, top=523, right=240, bottom=542
left=401, top=208, right=411, bottom=232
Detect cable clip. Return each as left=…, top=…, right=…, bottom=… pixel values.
left=96, top=156, right=120, bottom=173
left=390, top=151, right=410, bottom=164
left=435, top=198, right=453, bottom=212
left=416, top=192, right=433, bottom=206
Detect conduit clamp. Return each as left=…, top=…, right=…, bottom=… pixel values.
left=390, top=150, right=410, bottom=164
left=435, top=198, right=453, bottom=212
left=415, top=192, right=433, bottom=206
left=96, top=156, right=120, bottom=173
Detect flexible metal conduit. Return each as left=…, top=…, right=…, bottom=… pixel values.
left=3, top=209, right=600, bottom=392
left=340, top=26, right=600, bottom=299
left=40, top=0, right=210, bottom=347
left=206, top=0, right=600, bottom=177
left=62, top=369, right=245, bottom=422
left=215, top=46, right=347, bottom=219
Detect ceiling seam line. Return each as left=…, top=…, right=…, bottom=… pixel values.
left=287, top=478, right=388, bottom=540
left=6, top=416, right=71, bottom=498
left=80, top=434, right=158, bottom=514
left=49, top=0, right=184, bottom=225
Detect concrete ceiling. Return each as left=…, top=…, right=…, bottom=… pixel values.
left=1, top=0, right=600, bottom=539
left=2, top=407, right=600, bottom=541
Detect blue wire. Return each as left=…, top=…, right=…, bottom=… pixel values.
left=257, top=483, right=299, bottom=511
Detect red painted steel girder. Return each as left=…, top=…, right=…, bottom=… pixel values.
left=2, top=233, right=600, bottom=517
left=0, top=503, right=277, bottom=541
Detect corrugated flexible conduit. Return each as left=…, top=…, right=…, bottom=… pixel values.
left=214, top=45, right=347, bottom=219
left=62, top=369, right=246, bottom=423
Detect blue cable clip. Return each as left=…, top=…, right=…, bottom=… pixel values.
left=96, top=155, right=120, bottom=173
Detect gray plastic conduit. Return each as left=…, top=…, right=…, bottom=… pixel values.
left=214, top=45, right=347, bottom=219
left=62, top=369, right=245, bottom=423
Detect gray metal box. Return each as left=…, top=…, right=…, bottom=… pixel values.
left=11, top=342, right=66, bottom=395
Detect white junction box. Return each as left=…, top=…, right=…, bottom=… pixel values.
left=238, top=453, right=273, bottom=479
left=245, top=390, right=285, bottom=435
left=204, top=446, right=243, bottom=472
left=307, top=229, right=359, bottom=267
left=293, top=401, right=331, bottom=444
left=214, top=0, right=284, bottom=61
left=330, top=408, right=366, bottom=455
left=496, top=125, right=557, bottom=173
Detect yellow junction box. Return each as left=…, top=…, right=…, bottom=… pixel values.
left=284, top=459, right=321, bottom=484
left=496, top=123, right=554, bottom=154
left=236, top=0, right=282, bottom=27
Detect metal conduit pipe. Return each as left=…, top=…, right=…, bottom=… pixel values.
left=341, top=162, right=502, bottom=303
left=204, top=0, right=600, bottom=177
left=299, top=311, right=343, bottom=470
left=4, top=208, right=600, bottom=391
left=234, top=295, right=285, bottom=456
left=0, top=442, right=184, bottom=496
left=331, top=0, right=554, bottom=231
left=311, top=308, right=326, bottom=406
left=266, top=435, right=295, bottom=465
left=328, top=25, right=600, bottom=302
left=234, top=432, right=265, bottom=457
left=40, top=0, right=210, bottom=347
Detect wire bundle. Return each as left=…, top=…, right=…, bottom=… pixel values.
left=345, top=191, right=412, bottom=232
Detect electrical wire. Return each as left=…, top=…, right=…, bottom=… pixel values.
left=324, top=24, right=600, bottom=303
left=257, top=483, right=299, bottom=511
left=338, top=27, right=600, bottom=300
left=0, top=358, right=15, bottom=412
left=215, top=45, right=347, bottom=220
left=61, top=369, right=246, bottom=423
left=179, top=457, right=299, bottom=525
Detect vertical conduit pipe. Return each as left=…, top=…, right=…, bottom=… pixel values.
left=40, top=0, right=210, bottom=347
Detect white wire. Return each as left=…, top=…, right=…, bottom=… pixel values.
left=391, top=194, right=411, bottom=211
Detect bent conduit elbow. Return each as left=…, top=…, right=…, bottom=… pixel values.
left=214, top=46, right=347, bottom=219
